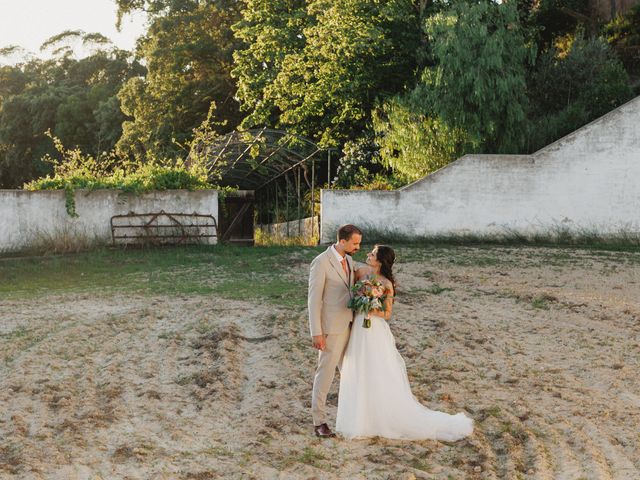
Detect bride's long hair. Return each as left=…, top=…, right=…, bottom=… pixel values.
left=375, top=244, right=396, bottom=294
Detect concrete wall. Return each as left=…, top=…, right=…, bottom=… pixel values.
left=257, top=216, right=319, bottom=239
left=321, top=96, right=640, bottom=243
left=0, top=189, right=218, bottom=253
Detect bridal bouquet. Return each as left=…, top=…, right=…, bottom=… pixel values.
left=347, top=277, right=387, bottom=328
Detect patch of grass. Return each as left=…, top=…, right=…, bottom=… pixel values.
left=183, top=470, right=222, bottom=480
left=409, top=457, right=432, bottom=472
left=448, top=254, right=502, bottom=267
left=198, top=445, right=234, bottom=458
left=424, top=283, right=454, bottom=295
left=531, top=296, right=550, bottom=310
left=354, top=223, right=640, bottom=251
left=480, top=405, right=502, bottom=420
left=404, top=283, right=454, bottom=297
left=0, top=323, right=64, bottom=365
left=157, top=330, right=181, bottom=340
left=526, top=293, right=558, bottom=310
left=255, top=228, right=318, bottom=246
left=175, top=373, right=197, bottom=386
left=0, top=326, right=31, bottom=341
left=296, top=446, right=327, bottom=468
left=212, top=277, right=306, bottom=307
left=22, top=224, right=103, bottom=256
left=0, top=244, right=323, bottom=300
left=500, top=421, right=528, bottom=443
left=418, top=270, right=435, bottom=279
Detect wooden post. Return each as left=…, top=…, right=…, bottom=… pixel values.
left=311, top=159, right=315, bottom=238
left=286, top=174, right=290, bottom=238
left=297, top=167, right=301, bottom=237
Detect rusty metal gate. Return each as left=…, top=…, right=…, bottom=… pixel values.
left=110, top=211, right=217, bottom=246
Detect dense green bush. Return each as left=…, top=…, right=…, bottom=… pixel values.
left=526, top=36, right=633, bottom=152
left=373, top=93, right=470, bottom=182
left=603, top=5, right=640, bottom=81
left=333, top=136, right=402, bottom=190
left=374, top=0, right=531, bottom=182
left=24, top=133, right=213, bottom=216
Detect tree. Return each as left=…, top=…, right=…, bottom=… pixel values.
left=373, top=93, right=470, bottom=182
left=516, top=0, right=593, bottom=50
left=375, top=0, right=532, bottom=181
left=231, top=0, right=309, bottom=130
left=526, top=36, right=632, bottom=152
left=603, top=5, right=640, bottom=81
left=422, top=0, right=533, bottom=153
left=233, top=0, right=422, bottom=146
left=0, top=34, right=143, bottom=188
left=115, top=0, right=243, bottom=160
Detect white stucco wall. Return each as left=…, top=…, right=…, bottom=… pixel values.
left=321, top=96, right=640, bottom=243
left=0, top=189, right=218, bottom=253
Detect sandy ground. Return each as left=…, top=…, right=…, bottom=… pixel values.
left=1, top=246, right=639, bottom=479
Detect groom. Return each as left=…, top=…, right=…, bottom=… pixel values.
left=308, top=224, right=362, bottom=437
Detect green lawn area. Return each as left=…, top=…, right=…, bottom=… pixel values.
left=0, top=245, right=325, bottom=306
left=2, top=242, right=638, bottom=304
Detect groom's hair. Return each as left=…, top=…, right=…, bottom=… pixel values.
left=337, top=224, right=362, bottom=241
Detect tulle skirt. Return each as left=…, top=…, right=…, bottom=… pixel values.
left=336, top=313, right=473, bottom=441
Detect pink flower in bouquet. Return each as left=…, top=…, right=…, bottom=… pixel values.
left=371, top=285, right=385, bottom=297
left=348, top=276, right=387, bottom=328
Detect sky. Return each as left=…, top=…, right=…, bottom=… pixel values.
left=0, top=0, right=147, bottom=64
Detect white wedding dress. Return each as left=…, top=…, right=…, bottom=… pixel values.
left=336, top=312, right=473, bottom=441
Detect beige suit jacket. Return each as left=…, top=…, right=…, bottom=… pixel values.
left=308, top=247, right=355, bottom=337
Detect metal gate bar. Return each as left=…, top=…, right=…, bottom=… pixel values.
left=110, top=210, right=217, bottom=246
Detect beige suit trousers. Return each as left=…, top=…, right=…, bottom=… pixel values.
left=311, top=326, right=351, bottom=426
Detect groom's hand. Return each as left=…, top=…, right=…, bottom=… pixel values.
left=312, top=335, right=326, bottom=351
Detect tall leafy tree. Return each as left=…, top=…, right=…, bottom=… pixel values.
left=115, top=0, right=243, bottom=160
left=0, top=34, right=143, bottom=188
left=232, top=0, right=309, bottom=130
left=422, top=0, right=533, bottom=153
left=526, top=36, right=632, bottom=152
left=375, top=0, right=532, bottom=181
left=233, top=0, right=422, bottom=146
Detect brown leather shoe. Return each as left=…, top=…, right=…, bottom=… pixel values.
left=314, top=423, right=336, bottom=438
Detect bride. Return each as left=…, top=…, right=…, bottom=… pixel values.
left=336, top=245, right=474, bottom=441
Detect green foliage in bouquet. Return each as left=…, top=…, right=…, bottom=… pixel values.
left=348, top=277, right=387, bottom=328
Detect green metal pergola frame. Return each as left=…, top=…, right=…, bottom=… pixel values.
left=193, top=128, right=336, bottom=235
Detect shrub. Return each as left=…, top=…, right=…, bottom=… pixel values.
left=526, top=36, right=633, bottom=152
left=333, top=136, right=402, bottom=190
left=603, top=5, right=640, bottom=80
left=24, top=132, right=214, bottom=216
left=373, top=94, right=470, bottom=183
